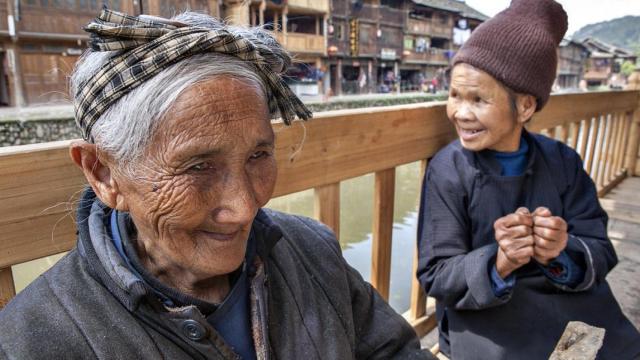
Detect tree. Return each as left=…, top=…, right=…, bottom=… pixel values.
left=621, top=60, right=636, bottom=77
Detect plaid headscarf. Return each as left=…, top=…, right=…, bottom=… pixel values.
left=75, top=9, right=312, bottom=141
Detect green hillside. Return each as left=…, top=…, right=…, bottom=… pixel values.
left=573, top=15, right=640, bottom=53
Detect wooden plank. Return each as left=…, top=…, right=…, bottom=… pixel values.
left=616, top=115, right=632, bottom=176
left=558, top=124, right=569, bottom=144
left=587, top=116, right=604, bottom=178
left=578, top=119, right=592, bottom=161
left=599, top=115, right=613, bottom=186
left=600, top=196, right=640, bottom=224
left=624, top=108, right=640, bottom=176
left=528, top=90, right=639, bottom=132
left=371, top=168, right=395, bottom=301
left=598, top=171, right=627, bottom=198
left=568, top=121, right=580, bottom=150
left=0, top=268, right=15, bottom=309
left=410, top=159, right=429, bottom=320
left=611, top=113, right=627, bottom=180
left=411, top=313, right=438, bottom=338
left=597, top=116, right=612, bottom=187
left=604, top=114, right=621, bottom=183
left=313, top=182, right=340, bottom=238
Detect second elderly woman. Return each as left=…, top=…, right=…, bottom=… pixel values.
left=0, top=10, right=433, bottom=360
left=417, top=0, right=640, bottom=359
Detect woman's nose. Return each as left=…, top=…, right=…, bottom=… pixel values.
left=211, top=172, right=257, bottom=226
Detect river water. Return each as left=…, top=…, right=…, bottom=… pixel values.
left=12, top=161, right=423, bottom=313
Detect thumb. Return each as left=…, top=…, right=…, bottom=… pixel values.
left=516, top=207, right=530, bottom=215
left=533, top=207, right=552, bottom=217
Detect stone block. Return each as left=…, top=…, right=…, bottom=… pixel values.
left=549, top=321, right=605, bottom=360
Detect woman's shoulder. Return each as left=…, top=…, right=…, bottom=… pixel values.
left=262, top=209, right=342, bottom=258
left=0, top=251, right=99, bottom=357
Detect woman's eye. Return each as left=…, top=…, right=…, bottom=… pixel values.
left=474, top=96, right=482, bottom=103
left=250, top=151, right=269, bottom=160
left=189, top=162, right=210, bottom=171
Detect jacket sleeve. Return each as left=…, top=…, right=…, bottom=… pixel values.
left=305, top=218, right=435, bottom=360
left=417, top=162, right=511, bottom=310
left=553, top=146, right=617, bottom=292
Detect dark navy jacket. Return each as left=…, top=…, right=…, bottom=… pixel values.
left=0, top=188, right=432, bottom=360
left=417, top=131, right=640, bottom=359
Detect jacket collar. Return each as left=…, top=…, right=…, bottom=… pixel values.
left=463, top=130, right=537, bottom=176
left=76, top=187, right=284, bottom=312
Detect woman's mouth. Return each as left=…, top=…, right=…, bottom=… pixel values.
left=198, top=230, right=240, bottom=242
left=458, top=128, right=485, bottom=141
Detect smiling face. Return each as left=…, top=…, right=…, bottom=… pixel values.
left=112, top=76, right=276, bottom=288
left=447, top=63, right=525, bottom=152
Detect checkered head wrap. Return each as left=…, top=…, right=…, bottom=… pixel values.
left=75, top=9, right=312, bottom=141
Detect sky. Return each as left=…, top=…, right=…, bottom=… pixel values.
left=464, top=0, right=640, bottom=36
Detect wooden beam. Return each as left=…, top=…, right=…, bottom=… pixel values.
left=558, top=124, right=569, bottom=144
left=411, top=313, right=438, bottom=338
left=0, top=268, right=15, bottom=309
left=371, top=168, right=395, bottom=301
left=528, top=90, right=639, bottom=132
left=578, top=119, right=592, bottom=161
left=568, top=121, right=580, bottom=150
left=409, top=160, right=428, bottom=320
left=604, top=114, right=620, bottom=183
left=625, top=108, right=640, bottom=176
left=598, top=171, right=627, bottom=198
left=314, top=182, right=340, bottom=238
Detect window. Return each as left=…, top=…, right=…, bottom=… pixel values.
left=404, top=36, right=414, bottom=50
left=335, top=23, right=344, bottom=41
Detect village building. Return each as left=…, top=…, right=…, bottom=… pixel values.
left=555, top=39, right=590, bottom=90
left=581, top=37, right=637, bottom=88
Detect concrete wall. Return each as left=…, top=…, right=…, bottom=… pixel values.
left=0, top=93, right=446, bottom=147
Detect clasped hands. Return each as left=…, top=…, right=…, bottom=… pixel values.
left=494, top=207, right=568, bottom=278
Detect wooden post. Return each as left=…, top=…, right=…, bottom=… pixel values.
left=0, top=268, right=16, bottom=309
left=578, top=119, right=592, bottom=161
left=409, top=160, right=428, bottom=320
left=558, top=124, right=569, bottom=144
left=259, top=0, right=265, bottom=26
left=6, top=0, right=26, bottom=107
left=604, top=114, right=620, bottom=183
left=625, top=108, right=640, bottom=176
left=371, top=168, right=395, bottom=301
left=314, top=183, right=340, bottom=239
left=615, top=115, right=632, bottom=176
left=610, top=113, right=625, bottom=180
left=585, top=117, right=602, bottom=176
left=596, top=116, right=610, bottom=187
left=568, top=122, right=580, bottom=150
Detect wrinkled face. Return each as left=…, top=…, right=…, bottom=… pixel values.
left=115, top=76, right=276, bottom=279
left=447, top=63, right=522, bottom=152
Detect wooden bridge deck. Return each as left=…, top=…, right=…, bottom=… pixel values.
left=421, top=176, right=640, bottom=353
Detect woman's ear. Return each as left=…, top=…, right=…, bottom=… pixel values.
left=69, top=141, right=128, bottom=211
left=516, top=94, right=537, bottom=124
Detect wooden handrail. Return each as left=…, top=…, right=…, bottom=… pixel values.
left=1, top=91, right=640, bottom=339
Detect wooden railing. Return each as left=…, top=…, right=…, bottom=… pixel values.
left=1, top=91, right=640, bottom=340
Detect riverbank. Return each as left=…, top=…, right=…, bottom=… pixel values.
left=0, top=92, right=447, bottom=147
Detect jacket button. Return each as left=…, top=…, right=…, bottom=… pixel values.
left=181, top=320, right=208, bottom=341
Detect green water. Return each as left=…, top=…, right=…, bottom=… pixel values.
left=13, top=161, right=423, bottom=313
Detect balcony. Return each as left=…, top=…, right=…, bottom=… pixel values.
left=287, top=0, right=329, bottom=13
left=406, top=18, right=451, bottom=38
left=379, top=5, right=405, bottom=25
left=275, top=32, right=326, bottom=54
left=403, top=48, right=449, bottom=65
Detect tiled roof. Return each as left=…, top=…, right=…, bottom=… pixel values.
left=411, top=0, right=489, bottom=21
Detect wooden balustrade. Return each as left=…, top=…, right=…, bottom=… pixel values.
left=1, top=91, right=640, bottom=341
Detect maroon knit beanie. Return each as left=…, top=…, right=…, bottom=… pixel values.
left=453, top=0, right=568, bottom=110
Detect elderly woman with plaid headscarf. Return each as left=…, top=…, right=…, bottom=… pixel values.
left=0, top=10, right=432, bottom=360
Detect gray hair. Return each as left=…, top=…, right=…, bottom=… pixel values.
left=69, top=12, right=290, bottom=175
